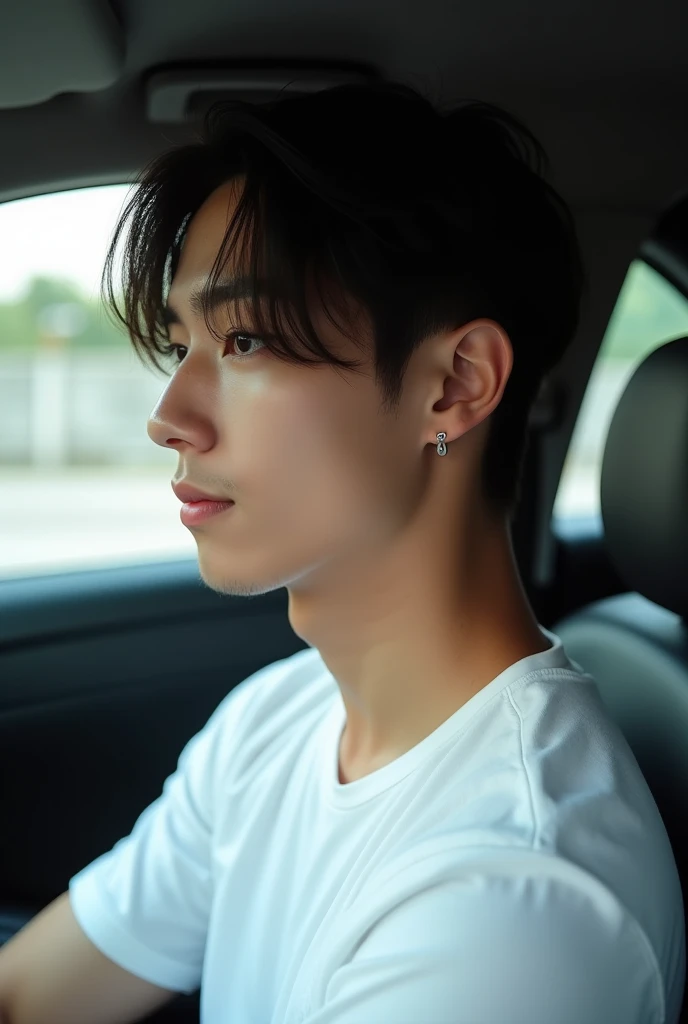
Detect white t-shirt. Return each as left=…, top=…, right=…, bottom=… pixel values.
left=69, top=626, right=686, bottom=1024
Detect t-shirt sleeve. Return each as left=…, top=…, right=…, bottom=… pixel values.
left=67, top=677, right=254, bottom=995
left=303, top=872, right=665, bottom=1024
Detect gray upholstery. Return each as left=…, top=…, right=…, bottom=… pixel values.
left=554, top=334, right=688, bottom=914
left=600, top=335, right=688, bottom=620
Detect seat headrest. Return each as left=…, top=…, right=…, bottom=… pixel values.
left=600, top=335, right=688, bottom=620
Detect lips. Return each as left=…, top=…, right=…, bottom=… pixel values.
left=172, top=481, right=234, bottom=504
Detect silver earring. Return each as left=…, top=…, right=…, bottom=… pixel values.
left=436, top=432, right=448, bottom=456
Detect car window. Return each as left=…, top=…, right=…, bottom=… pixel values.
left=0, top=185, right=195, bottom=581
left=553, top=259, right=688, bottom=521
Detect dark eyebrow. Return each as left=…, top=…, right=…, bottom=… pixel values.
left=163, top=277, right=271, bottom=328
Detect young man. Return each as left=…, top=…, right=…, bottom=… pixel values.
left=0, top=80, right=684, bottom=1024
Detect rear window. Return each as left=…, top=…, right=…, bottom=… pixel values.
left=553, top=258, right=688, bottom=520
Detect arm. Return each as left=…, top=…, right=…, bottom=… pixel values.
left=0, top=891, right=175, bottom=1024
left=0, top=663, right=283, bottom=1024
left=0, top=683, right=241, bottom=1024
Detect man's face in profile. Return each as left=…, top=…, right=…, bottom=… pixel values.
left=148, top=177, right=430, bottom=600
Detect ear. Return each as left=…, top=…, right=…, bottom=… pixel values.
left=427, top=319, right=513, bottom=444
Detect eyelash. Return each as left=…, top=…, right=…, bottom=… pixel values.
left=160, top=331, right=265, bottom=365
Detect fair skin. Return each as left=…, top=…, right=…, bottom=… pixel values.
left=150, top=178, right=551, bottom=784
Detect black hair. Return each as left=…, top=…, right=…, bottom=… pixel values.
left=101, top=78, right=585, bottom=517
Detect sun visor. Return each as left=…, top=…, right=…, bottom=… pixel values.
left=0, top=0, right=123, bottom=109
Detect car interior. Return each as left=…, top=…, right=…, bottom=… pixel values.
left=1, top=0, right=687, bottom=1021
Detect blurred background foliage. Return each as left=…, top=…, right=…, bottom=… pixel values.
left=0, top=275, right=127, bottom=352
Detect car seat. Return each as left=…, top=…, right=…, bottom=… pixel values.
left=553, top=334, right=688, bottom=1021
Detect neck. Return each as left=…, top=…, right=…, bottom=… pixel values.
left=286, top=507, right=548, bottom=778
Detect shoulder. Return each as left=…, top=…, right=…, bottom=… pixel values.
left=194, top=645, right=328, bottom=784
left=204, top=645, right=324, bottom=739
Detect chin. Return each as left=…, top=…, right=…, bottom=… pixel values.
left=195, top=555, right=289, bottom=599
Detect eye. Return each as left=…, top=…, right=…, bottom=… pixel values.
left=160, top=331, right=265, bottom=365
left=224, top=331, right=266, bottom=358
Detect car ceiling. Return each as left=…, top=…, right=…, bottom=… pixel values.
left=0, top=0, right=687, bottom=213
